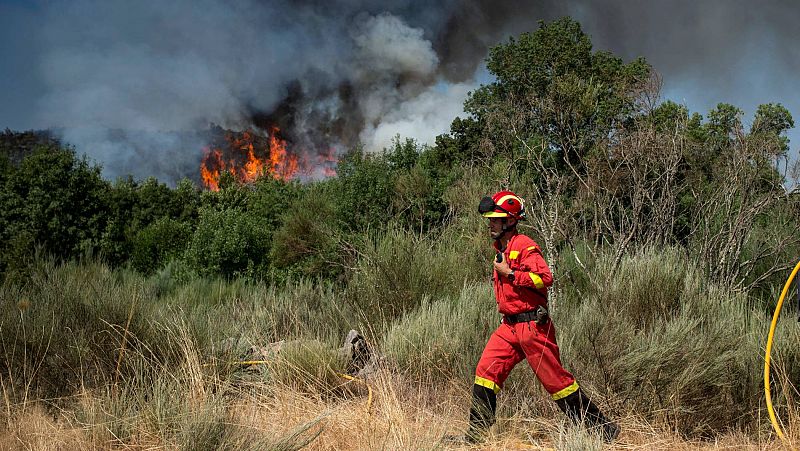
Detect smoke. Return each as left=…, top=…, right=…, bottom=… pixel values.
left=27, top=0, right=501, bottom=182
left=566, top=1, right=800, bottom=118
left=2, top=0, right=798, bottom=183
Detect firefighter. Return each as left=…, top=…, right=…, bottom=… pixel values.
left=461, top=190, right=620, bottom=443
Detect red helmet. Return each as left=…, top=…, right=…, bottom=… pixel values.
left=478, top=190, right=526, bottom=220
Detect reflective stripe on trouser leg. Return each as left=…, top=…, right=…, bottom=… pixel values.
left=474, top=376, right=501, bottom=394
left=551, top=381, right=579, bottom=400
left=475, top=324, right=526, bottom=393
left=514, top=319, right=577, bottom=397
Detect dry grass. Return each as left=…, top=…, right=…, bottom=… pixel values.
left=0, top=367, right=796, bottom=451
left=3, top=252, right=800, bottom=450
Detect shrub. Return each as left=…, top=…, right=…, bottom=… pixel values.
left=0, top=145, right=110, bottom=271
left=184, top=208, right=272, bottom=279
left=555, top=247, right=791, bottom=436
left=382, top=283, right=497, bottom=381
left=344, top=226, right=486, bottom=334
left=331, top=148, right=396, bottom=232
left=130, top=217, right=192, bottom=275
left=269, top=185, right=343, bottom=281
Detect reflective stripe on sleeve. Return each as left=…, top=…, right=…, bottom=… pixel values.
left=509, top=250, right=520, bottom=259
left=474, top=376, right=501, bottom=394
left=551, top=381, right=579, bottom=400
left=529, top=273, right=545, bottom=289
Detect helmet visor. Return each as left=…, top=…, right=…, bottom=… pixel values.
left=478, top=196, right=510, bottom=217
left=478, top=196, right=496, bottom=214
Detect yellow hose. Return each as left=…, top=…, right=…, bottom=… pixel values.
left=337, top=373, right=374, bottom=415
left=764, top=260, right=800, bottom=447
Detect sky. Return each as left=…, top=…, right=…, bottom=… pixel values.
left=1, top=0, right=798, bottom=183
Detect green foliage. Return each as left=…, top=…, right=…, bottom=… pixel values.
left=345, top=226, right=485, bottom=334
left=331, top=147, right=397, bottom=232
left=457, top=17, right=651, bottom=169
left=269, top=185, right=343, bottom=280
left=556, top=247, right=770, bottom=435
left=646, top=100, right=690, bottom=132
left=0, top=145, right=110, bottom=274
left=130, top=216, right=192, bottom=275
left=705, top=103, right=743, bottom=147
left=432, top=116, right=483, bottom=168
left=185, top=207, right=272, bottom=279
left=751, top=103, right=794, bottom=155
left=328, top=138, right=457, bottom=234
left=247, top=176, right=300, bottom=231
left=382, top=283, right=497, bottom=380
left=98, top=176, right=202, bottom=267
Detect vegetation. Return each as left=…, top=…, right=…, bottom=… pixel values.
left=2, top=17, right=800, bottom=449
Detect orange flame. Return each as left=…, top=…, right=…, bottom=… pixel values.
left=200, top=127, right=310, bottom=191
left=268, top=126, right=299, bottom=180
left=200, top=148, right=223, bottom=191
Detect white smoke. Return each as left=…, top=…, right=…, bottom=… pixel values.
left=353, top=13, right=438, bottom=79
left=30, top=1, right=476, bottom=182
left=348, top=13, right=476, bottom=152
left=360, top=81, right=477, bottom=151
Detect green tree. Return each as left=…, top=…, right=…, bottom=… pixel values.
left=269, top=185, right=343, bottom=280
left=751, top=103, right=794, bottom=154
left=130, top=216, right=192, bottom=274
left=99, top=176, right=201, bottom=267
left=332, top=148, right=396, bottom=232
left=455, top=17, right=652, bottom=171
left=1, top=145, right=110, bottom=270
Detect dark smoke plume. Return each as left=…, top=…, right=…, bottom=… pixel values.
left=1, top=0, right=798, bottom=183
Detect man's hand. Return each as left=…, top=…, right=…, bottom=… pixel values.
left=493, top=258, right=512, bottom=277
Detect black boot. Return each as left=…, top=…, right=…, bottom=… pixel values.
left=466, top=383, right=497, bottom=443
left=555, top=388, right=620, bottom=443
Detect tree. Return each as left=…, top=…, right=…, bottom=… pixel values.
left=458, top=17, right=652, bottom=172
left=1, top=145, right=110, bottom=268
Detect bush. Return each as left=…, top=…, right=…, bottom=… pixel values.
left=269, top=185, right=343, bottom=281
left=0, top=145, right=110, bottom=272
left=382, top=283, right=497, bottom=381
left=184, top=208, right=272, bottom=279
left=130, top=217, right=192, bottom=275
left=555, top=247, right=787, bottom=436
left=344, top=226, right=486, bottom=334
left=331, top=148, right=397, bottom=232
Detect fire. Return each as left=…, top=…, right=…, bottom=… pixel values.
left=200, top=126, right=310, bottom=191
left=267, top=127, right=299, bottom=180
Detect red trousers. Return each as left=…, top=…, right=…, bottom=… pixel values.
left=474, top=319, right=578, bottom=400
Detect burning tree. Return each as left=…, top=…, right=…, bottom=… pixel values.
left=199, top=124, right=338, bottom=191
left=200, top=127, right=299, bottom=191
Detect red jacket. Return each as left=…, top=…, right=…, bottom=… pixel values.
left=492, top=232, right=553, bottom=315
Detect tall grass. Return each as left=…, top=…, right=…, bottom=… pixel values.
left=344, top=225, right=488, bottom=337
left=556, top=246, right=794, bottom=436
left=382, top=283, right=497, bottom=381
left=2, top=237, right=800, bottom=447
